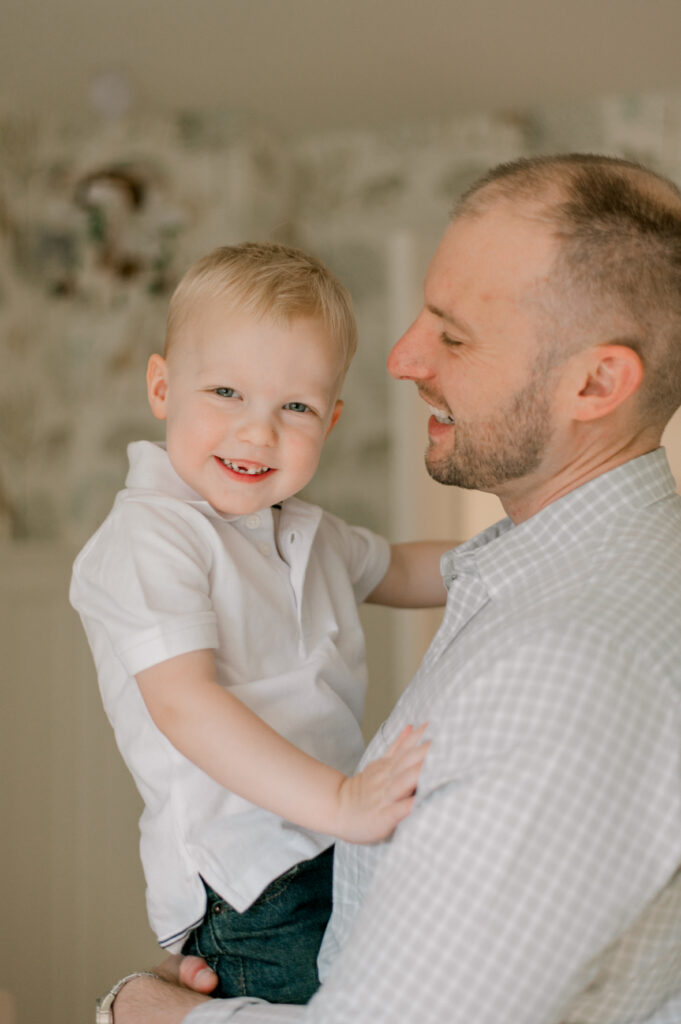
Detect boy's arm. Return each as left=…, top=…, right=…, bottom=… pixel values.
left=136, top=649, right=428, bottom=843
left=366, top=540, right=458, bottom=608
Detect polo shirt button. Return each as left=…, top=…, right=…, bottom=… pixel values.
left=245, top=515, right=261, bottom=529
left=258, top=542, right=272, bottom=557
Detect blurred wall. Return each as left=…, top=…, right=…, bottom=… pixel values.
left=2, top=95, right=681, bottom=546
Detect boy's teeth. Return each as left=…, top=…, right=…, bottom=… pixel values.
left=221, top=459, right=269, bottom=475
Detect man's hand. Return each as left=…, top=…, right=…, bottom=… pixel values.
left=113, top=955, right=218, bottom=1024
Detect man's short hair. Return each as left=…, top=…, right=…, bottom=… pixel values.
left=166, top=242, right=358, bottom=373
left=458, top=154, right=681, bottom=425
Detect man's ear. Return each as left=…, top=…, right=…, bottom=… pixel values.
left=146, top=354, right=170, bottom=421
left=571, top=344, right=643, bottom=422
left=325, top=400, right=344, bottom=438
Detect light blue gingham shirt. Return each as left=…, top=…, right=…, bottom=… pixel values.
left=186, top=449, right=681, bottom=1024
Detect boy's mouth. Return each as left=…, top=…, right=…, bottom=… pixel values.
left=216, top=457, right=273, bottom=477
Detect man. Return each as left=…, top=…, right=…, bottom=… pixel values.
left=110, top=154, right=681, bottom=1023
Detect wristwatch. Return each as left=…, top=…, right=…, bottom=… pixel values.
left=96, top=971, right=163, bottom=1023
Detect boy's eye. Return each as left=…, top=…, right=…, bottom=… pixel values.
left=284, top=401, right=311, bottom=414
left=214, top=387, right=239, bottom=398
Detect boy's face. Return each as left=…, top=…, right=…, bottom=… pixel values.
left=147, top=302, right=345, bottom=516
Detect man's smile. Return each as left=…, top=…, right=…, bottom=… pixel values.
left=422, top=399, right=455, bottom=425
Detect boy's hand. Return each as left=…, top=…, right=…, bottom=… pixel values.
left=176, top=954, right=220, bottom=992
left=335, top=725, right=430, bottom=843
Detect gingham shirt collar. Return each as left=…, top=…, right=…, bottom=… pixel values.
left=441, top=447, right=676, bottom=595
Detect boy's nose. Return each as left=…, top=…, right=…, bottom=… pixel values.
left=235, top=414, right=277, bottom=447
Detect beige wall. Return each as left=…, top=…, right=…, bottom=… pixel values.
left=2, top=1, right=681, bottom=131
left=0, top=547, right=159, bottom=1024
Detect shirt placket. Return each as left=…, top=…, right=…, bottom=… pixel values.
left=425, top=562, right=489, bottom=670
left=278, top=506, right=321, bottom=660
left=238, top=509, right=278, bottom=559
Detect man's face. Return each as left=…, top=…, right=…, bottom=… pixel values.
left=387, top=204, right=562, bottom=497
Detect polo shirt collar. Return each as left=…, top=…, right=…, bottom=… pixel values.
left=441, top=448, right=676, bottom=593
left=124, top=441, right=250, bottom=523
left=124, top=441, right=324, bottom=536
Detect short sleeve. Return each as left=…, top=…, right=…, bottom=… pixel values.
left=319, top=513, right=391, bottom=603
left=70, top=497, right=219, bottom=675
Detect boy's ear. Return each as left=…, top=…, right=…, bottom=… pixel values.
left=325, top=400, right=344, bottom=438
left=571, top=344, right=643, bottom=422
left=146, top=354, right=170, bottom=421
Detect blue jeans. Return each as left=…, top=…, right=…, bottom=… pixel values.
left=181, top=847, right=333, bottom=1004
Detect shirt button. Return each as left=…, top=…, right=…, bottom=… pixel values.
left=246, top=515, right=261, bottom=529
left=258, top=542, right=273, bottom=557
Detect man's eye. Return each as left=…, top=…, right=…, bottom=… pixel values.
left=214, top=387, right=239, bottom=398
left=284, top=402, right=310, bottom=413
left=441, top=332, right=463, bottom=348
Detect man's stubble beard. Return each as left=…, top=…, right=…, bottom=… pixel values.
left=425, top=369, right=555, bottom=492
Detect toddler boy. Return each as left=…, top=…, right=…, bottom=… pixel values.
left=71, top=243, right=450, bottom=1003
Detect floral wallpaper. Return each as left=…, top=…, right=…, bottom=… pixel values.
left=2, top=95, right=681, bottom=543
left=0, top=114, right=294, bottom=540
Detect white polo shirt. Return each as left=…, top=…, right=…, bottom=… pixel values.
left=70, top=441, right=390, bottom=951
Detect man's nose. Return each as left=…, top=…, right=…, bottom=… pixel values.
left=387, top=316, right=434, bottom=381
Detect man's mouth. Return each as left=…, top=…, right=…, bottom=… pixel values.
left=423, top=400, right=454, bottom=425
left=216, top=457, right=273, bottom=476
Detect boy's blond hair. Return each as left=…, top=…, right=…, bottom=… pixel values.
left=165, top=242, right=358, bottom=372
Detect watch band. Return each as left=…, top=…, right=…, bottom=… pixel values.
left=96, top=971, right=163, bottom=1023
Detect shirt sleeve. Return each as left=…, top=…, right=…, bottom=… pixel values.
left=70, top=497, right=219, bottom=675
left=184, top=1000, right=302, bottom=1022
left=319, top=512, right=391, bottom=603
